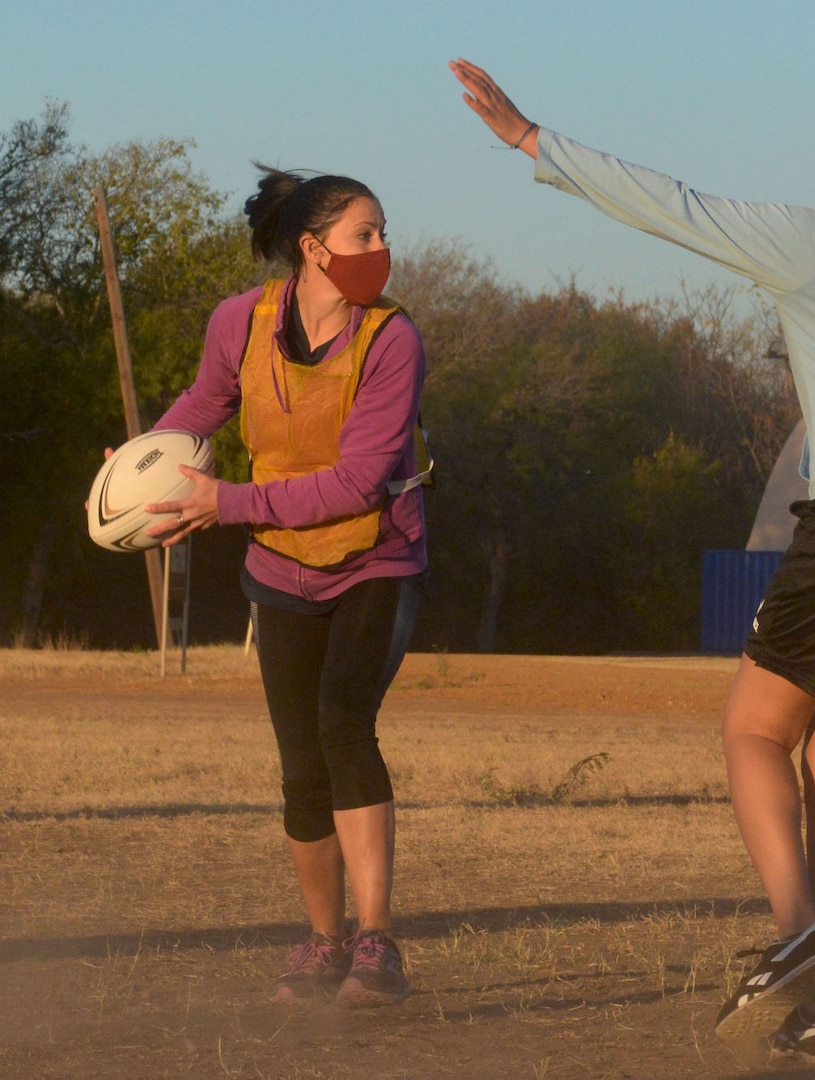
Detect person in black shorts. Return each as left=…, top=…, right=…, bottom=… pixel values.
left=737, top=501, right=815, bottom=1055
left=448, top=56, right=815, bottom=1051
left=744, top=503, right=815, bottom=693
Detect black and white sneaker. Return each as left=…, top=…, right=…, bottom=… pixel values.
left=770, top=1003, right=815, bottom=1059
left=716, top=922, right=815, bottom=1041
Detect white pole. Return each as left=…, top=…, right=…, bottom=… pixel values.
left=160, top=546, right=171, bottom=677
left=179, top=537, right=192, bottom=674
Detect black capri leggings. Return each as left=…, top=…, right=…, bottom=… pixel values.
left=255, top=576, right=409, bottom=843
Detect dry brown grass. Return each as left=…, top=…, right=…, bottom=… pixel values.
left=0, top=648, right=807, bottom=1078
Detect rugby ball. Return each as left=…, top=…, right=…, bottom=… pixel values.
left=87, top=430, right=215, bottom=552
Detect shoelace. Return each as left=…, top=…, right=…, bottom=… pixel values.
left=735, top=936, right=797, bottom=962
left=346, top=934, right=390, bottom=971
left=735, top=946, right=765, bottom=960
left=285, top=939, right=337, bottom=975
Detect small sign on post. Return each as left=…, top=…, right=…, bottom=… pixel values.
left=160, top=537, right=193, bottom=676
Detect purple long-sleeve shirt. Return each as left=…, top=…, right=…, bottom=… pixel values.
left=156, top=278, right=428, bottom=601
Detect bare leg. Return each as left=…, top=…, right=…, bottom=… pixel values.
left=285, top=802, right=396, bottom=937
left=803, top=717, right=815, bottom=889
left=723, top=654, right=815, bottom=938
left=286, top=832, right=347, bottom=938
left=334, top=800, right=396, bottom=932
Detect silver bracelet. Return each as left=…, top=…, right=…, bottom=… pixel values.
left=491, top=121, right=537, bottom=151
left=511, top=122, right=537, bottom=149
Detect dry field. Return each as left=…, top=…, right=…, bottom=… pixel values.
left=1, top=647, right=810, bottom=1078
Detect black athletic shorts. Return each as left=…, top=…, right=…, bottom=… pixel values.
left=744, top=499, right=815, bottom=698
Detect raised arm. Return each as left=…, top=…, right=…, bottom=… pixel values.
left=449, top=58, right=815, bottom=295
left=449, top=58, right=539, bottom=157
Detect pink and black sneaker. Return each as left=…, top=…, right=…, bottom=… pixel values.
left=271, top=932, right=351, bottom=1005
left=336, top=928, right=410, bottom=1006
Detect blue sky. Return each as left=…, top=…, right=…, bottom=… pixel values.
left=5, top=0, right=815, bottom=306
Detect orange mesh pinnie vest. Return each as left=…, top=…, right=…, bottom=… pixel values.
left=239, top=279, right=401, bottom=568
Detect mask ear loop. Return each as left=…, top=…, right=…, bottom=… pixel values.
left=307, top=233, right=332, bottom=274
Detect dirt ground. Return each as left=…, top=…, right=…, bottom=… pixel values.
left=1, top=650, right=811, bottom=1079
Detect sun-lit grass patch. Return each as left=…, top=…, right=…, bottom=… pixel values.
left=3, top=648, right=782, bottom=1079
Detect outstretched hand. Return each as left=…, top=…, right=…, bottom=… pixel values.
left=449, top=58, right=539, bottom=158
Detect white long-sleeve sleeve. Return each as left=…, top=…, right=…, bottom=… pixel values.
left=534, top=127, right=815, bottom=296
left=533, top=126, right=815, bottom=492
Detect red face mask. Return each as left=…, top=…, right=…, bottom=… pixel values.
left=319, top=246, right=391, bottom=306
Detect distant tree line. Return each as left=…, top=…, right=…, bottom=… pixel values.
left=0, top=105, right=800, bottom=652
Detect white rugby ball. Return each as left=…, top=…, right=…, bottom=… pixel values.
left=87, top=430, right=215, bottom=552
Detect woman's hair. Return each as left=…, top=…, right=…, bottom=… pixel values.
left=243, top=167, right=377, bottom=272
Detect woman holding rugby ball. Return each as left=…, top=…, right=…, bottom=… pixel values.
left=145, top=168, right=428, bottom=1007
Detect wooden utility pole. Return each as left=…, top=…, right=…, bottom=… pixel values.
left=93, top=186, right=164, bottom=647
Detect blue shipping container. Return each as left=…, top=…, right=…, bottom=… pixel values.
left=700, top=550, right=784, bottom=654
